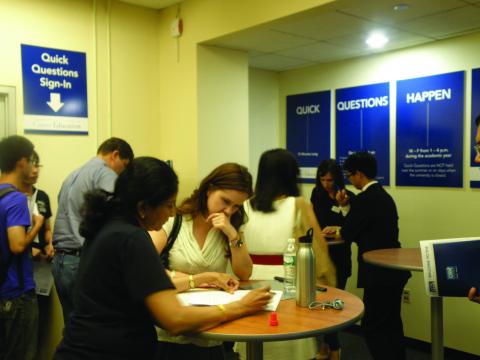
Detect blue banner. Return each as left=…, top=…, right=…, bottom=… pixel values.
left=287, top=91, right=331, bottom=183
left=21, top=44, right=88, bottom=134
left=396, top=71, right=464, bottom=187
left=471, top=68, right=480, bottom=188
left=335, top=83, right=390, bottom=185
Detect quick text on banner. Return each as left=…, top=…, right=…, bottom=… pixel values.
left=296, top=104, right=320, bottom=115
left=41, top=52, right=69, bottom=65
left=336, top=96, right=388, bottom=111
left=406, top=88, right=451, bottom=103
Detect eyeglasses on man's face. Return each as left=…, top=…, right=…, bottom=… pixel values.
left=27, top=157, right=42, bottom=168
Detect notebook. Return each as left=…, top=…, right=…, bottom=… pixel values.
left=420, top=237, right=480, bottom=297
left=176, top=289, right=283, bottom=311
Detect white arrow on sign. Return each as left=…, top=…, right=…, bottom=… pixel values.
left=47, top=93, right=64, bottom=112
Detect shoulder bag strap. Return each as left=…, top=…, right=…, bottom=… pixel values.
left=160, top=214, right=183, bottom=269
left=0, top=187, right=17, bottom=286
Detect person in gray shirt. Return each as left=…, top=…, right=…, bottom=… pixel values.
left=52, top=138, right=133, bottom=324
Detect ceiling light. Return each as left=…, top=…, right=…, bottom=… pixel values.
left=366, top=33, right=389, bottom=49
left=393, top=3, right=409, bottom=11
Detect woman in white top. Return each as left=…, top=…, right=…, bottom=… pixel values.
left=242, top=149, right=336, bottom=360
left=150, top=163, right=254, bottom=360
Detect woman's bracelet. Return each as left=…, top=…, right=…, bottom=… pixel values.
left=216, top=304, right=227, bottom=320
left=188, top=274, right=195, bottom=289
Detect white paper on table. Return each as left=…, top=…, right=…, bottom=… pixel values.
left=176, top=289, right=283, bottom=311
left=33, top=259, right=54, bottom=296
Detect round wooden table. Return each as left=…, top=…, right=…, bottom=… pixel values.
left=195, top=286, right=364, bottom=360
left=325, top=235, right=345, bottom=246
left=363, top=248, right=444, bottom=360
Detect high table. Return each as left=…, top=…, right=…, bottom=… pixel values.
left=194, top=286, right=364, bottom=360
left=363, top=248, right=443, bottom=360
left=325, top=234, right=345, bottom=246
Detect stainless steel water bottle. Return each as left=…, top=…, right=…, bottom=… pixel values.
left=296, top=228, right=316, bottom=307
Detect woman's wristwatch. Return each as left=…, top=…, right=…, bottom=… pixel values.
left=229, top=233, right=244, bottom=248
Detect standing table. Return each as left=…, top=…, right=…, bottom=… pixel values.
left=363, top=248, right=443, bottom=360
left=194, top=286, right=364, bottom=360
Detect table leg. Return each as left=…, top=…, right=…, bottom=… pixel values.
left=431, top=296, right=444, bottom=360
left=246, top=341, right=263, bottom=360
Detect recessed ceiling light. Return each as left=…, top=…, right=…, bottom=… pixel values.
left=366, top=32, right=389, bottom=49
left=393, top=3, right=409, bottom=11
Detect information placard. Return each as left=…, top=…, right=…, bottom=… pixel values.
left=21, top=44, right=88, bottom=134
left=470, top=68, right=480, bottom=188
left=287, top=91, right=331, bottom=183
left=396, top=71, right=464, bottom=187
left=335, top=83, right=390, bottom=185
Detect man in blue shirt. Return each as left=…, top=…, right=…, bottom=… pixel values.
left=52, top=137, right=133, bottom=324
left=0, top=135, right=39, bottom=360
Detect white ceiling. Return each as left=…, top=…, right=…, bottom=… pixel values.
left=119, top=0, right=480, bottom=72
left=204, top=0, right=480, bottom=71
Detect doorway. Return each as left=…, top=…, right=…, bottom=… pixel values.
left=0, top=86, right=16, bottom=138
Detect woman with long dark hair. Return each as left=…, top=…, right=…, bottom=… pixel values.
left=310, top=159, right=355, bottom=360
left=149, top=162, right=254, bottom=359
left=245, top=149, right=335, bottom=284
left=54, top=157, right=270, bottom=360
left=240, top=149, right=336, bottom=360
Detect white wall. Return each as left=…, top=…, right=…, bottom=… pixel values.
left=247, top=32, right=480, bottom=354
left=197, top=45, right=250, bottom=178
left=0, top=1, right=162, bottom=357
left=248, top=68, right=280, bottom=180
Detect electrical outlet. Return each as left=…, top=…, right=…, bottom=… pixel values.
left=403, top=288, right=411, bottom=304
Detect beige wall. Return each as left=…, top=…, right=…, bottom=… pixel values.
left=248, top=68, right=280, bottom=181
left=156, top=0, right=334, bottom=197
left=0, top=1, right=337, bottom=358
left=0, top=0, right=162, bottom=358
left=0, top=0, right=162, bottom=209
left=274, top=32, right=480, bottom=354
left=197, top=45, right=249, bottom=178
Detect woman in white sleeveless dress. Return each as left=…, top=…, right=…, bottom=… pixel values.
left=240, top=149, right=336, bottom=360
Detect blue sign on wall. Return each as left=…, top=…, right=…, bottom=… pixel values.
left=396, top=71, right=464, bottom=187
left=287, top=91, right=331, bottom=183
left=335, top=83, right=390, bottom=185
left=21, top=44, right=88, bottom=134
left=471, top=68, right=480, bottom=188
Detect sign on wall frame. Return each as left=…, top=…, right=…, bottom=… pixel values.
left=396, top=71, right=464, bottom=188
left=335, top=82, right=390, bottom=186
left=287, top=90, right=331, bottom=183
left=21, top=44, right=88, bottom=134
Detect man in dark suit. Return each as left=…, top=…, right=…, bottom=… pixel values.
left=469, top=115, right=480, bottom=304
left=337, top=151, right=411, bottom=360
